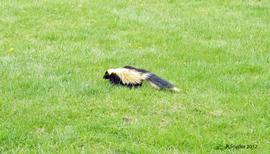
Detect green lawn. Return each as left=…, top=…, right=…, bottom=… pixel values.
left=1, top=0, right=270, bottom=153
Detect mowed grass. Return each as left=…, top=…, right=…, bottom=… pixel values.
left=0, top=0, right=270, bottom=153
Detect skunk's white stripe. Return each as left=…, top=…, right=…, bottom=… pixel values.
left=107, top=68, right=150, bottom=84
left=148, top=81, right=160, bottom=89
left=171, top=87, right=180, bottom=92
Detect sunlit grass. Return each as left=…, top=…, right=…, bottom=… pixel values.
left=0, top=0, right=269, bottom=153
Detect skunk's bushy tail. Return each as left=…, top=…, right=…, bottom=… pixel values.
left=146, top=73, right=180, bottom=92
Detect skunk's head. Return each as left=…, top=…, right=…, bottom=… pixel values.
left=103, top=71, right=110, bottom=79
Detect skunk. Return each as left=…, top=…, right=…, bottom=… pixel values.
left=103, top=66, right=179, bottom=92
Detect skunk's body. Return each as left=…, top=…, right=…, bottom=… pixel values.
left=103, top=66, right=179, bottom=92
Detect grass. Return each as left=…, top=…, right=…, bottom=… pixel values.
left=0, top=0, right=270, bottom=153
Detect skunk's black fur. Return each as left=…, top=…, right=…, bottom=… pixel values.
left=103, top=66, right=179, bottom=92
left=123, top=66, right=149, bottom=73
